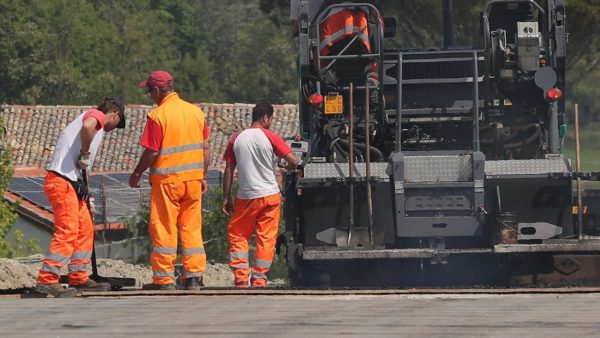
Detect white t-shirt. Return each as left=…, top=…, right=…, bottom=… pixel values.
left=223, top=127, right=291, bottom=200
left=47, top=110, right=105, bottom=182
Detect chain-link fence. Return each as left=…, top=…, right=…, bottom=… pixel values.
left=91, top=171, right=223, bottom=225
left=91, top=171, right=224, bottom=263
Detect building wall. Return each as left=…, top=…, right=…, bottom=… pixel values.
left=10, top=216, right=52, bottom=254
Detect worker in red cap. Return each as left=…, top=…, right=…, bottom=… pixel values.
left=36, top=97, right=125, bottom=297
left=222, top=102, right=298, bottom=288
left=129, top=70, right=210, bottom=290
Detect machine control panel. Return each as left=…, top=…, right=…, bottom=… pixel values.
left=279, top=140, right=309, bottom=168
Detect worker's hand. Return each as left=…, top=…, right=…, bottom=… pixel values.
left=129, top=172, right=141, bottom=188
left=88, top=196, right=96, bottom=214
left=75, top=180, right=90, bottom=201
left=222, top=196, right=232, bottom=216
left=77, top=153, right=90, bottom=170
left=201, top=179, right=208, bottom=194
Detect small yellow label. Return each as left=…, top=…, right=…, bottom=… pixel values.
left=324, top=94, right=343, bottom=115
left=572, top=205, right=588, bottom=214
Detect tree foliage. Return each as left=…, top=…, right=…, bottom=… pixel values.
left=0, top=0, right=296, bottom=105
left=0, top=115, right=17, bottom=241
left=0, top=115, right=40, bottom=257
left=0, top=0, right=598, bottom=115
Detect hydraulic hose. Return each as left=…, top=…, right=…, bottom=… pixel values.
left=503, top=123, right=541, bottom=150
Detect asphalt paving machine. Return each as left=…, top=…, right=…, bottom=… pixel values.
left=284, top=0, right=600, bottom=287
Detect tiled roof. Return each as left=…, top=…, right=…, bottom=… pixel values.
left=2, top=102, right=299, bottom=171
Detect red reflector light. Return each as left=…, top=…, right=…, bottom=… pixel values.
left=546, top=88, right=562, bottom=101
left=308, top=93, right=324, bottom=106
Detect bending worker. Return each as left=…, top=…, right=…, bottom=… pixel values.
left=36, top=98, right=126, bottom=297
left=222, top=102, right=298, bottom=288
left=129, top=70, right=210, bottom=291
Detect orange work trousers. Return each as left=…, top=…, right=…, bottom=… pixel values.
left=37, top=172, right=94, bottom=285
left=149, top=179, right=206, bottom=285
left=228, top=193, right=281, bottom=287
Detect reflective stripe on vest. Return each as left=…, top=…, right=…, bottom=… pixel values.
left=151, top=142, right=204, bottom=175
left=150, top=162, right=204, bottom=176
left=147, top=93, right=206, bottom=184
left=319, top=9, right=370, bottom=56
left=159, top=142, right=204, bottom=155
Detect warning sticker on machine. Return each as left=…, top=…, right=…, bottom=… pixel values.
left=324, top=94, right=343, bottom=114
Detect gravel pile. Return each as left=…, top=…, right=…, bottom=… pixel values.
left=0, top=254, right=237, bottom=290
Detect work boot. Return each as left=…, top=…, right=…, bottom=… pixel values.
left=70, top=279, right=111, bottom=292
left=142, top=283, right=176, bottom=291
left=34, top=283, right=77, bottom=298
left=184, top=277, right=204, bottom=291
left=234, top=280, right=249, bottom=289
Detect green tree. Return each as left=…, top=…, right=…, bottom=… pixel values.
left=563, top=0, right=600, bottom=124
left=1, top=0, right=596, bottom=114
left=0, top=116, right=17, bottom=256
left=123, top=203, right=151, bottom=265
left=0, top=0, right=28, bottom=103
left=0, top=0, right=118, bottom=104
left=189, top=0, right=297, bottom=103
left=0, top=115, right=40, bottom=257
left=202, top=185, right=234, bottom=263
left=92, top=0, right=180, bottom=104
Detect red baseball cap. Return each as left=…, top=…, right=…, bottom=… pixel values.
left=139, top=70, right=173, bottom=88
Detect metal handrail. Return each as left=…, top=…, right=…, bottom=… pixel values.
left=314, top=3, right=384, bottom=84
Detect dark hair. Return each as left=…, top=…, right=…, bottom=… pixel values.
left=158, top=85, right=173, bottom=95
left=97, top=97, right=126, bottom=128
left=252, top=102, right=274, bottom=122
left=97, top=97, right=124, bottom=116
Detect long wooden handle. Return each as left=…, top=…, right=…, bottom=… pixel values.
left=575, top=104, right=583, bottom=239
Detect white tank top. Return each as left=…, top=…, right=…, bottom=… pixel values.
left=47, top=111, right=104, bottom=181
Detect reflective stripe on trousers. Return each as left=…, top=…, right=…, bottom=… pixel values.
left=229, top=251, right=250, bottom=269
left=37, top=172, right=94, bottom=285
left=227, top=193, right=281, bottom=284
left=150, top=179, right=206, bottom=285
left=68, top=264, right=89, bottom=273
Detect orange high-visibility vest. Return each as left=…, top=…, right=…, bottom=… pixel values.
left=319, top=8, right=371, bottom=56
left=148, top=93, right=205, bottom=184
